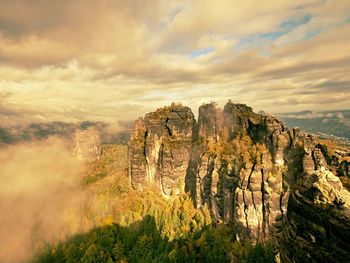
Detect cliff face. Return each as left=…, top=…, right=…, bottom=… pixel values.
left=279, top=137, right=350, bottom=262
left=279, top=168, right=350, bottom=262
left=186, top=103, right=289, bottom=241
left=128, top=103, right=195, bottom=195
left=128, top=101, right=350, bottom=258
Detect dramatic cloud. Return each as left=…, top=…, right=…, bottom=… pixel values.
left=0, top=0, right=349, bottom=122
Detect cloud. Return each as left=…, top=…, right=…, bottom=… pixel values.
left=0, top=0, right=349, bottom=121
left=281, top=111, right=335, bottom=119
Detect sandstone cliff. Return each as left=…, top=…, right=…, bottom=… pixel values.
left=279, top=169, right=350, bottom=262
left=128, top=103, right=195, bottom=195
left=128, top=101, right=350, bottom=260
left=186, top=102, right=291, bottom=242
left=278, top=137, right=350, bottom=262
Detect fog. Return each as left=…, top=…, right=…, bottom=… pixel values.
left=0, top=137, right=89, bottom=263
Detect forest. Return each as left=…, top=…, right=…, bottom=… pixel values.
left=31, top=145, right=275, bottom=262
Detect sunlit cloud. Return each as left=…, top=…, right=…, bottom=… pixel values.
left=0, top=0, right=349, bottom=124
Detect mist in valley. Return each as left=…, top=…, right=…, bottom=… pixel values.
left=0, top=137, right=89, bottom=263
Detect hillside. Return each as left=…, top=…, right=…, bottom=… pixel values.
left=128, top=102, right=350, bottom=262
left=32, top=144, right=274, bottom=263
left=22, top=102, right=350, bottom=263
left=279, top=110, right=350, bottom=146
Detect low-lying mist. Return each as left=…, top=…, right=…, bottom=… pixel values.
left=0, top=120, right=131, bottom=147
left=0, top=137, right=89, bottom=263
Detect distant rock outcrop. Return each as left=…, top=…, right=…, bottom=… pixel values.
left=128, top=101, right=350, bottom=259
left=74, top=129, right=102, bottom=161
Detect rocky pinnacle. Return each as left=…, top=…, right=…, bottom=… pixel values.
left=128, top=101, right=350, bottom=261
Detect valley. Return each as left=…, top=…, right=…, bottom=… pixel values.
left=8, top=101, right=348, bottom=263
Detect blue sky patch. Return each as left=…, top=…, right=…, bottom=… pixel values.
left=304, top=28, right=321, bottom=40
left=189, top=47, right=214, bottom=58
left=234, top=14, right=312, bottom=51
left=280, top=15, right=312, bottom=30
left=259, top=31, right=285, bottom=40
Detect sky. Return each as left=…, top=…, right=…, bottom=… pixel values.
left=0, top=0, right=349, bottom=125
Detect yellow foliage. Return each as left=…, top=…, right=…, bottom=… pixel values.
left=102, top=216, right=114, bottom=226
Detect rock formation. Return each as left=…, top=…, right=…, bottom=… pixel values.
left=185, top=102, right=291, bottom=242
left=73, top=129, right=102, bottom=161
left=128, top=103, right=195, bottom=195
left=128, top=101, right=350, bottom=260
left=278, top=137, right=350, bottom=262
left=279, top=169, right=350, bottom=262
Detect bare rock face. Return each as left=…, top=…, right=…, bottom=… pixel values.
left=279, top=169, right=350, bottom=263
left=128, top=101, right=350, bottom=256
left=128, top=103, right=195, bottom=195
left=277, top=138, right=350, bottom=262
left=128, top=118, right=147, bottom=188
left=189, top=102, right=288, bottom=241
left=317, top=142, right=350, bottom=179
left=338, top=160, right=350, bottom=177
left=73, top=129, right=102, bottom=161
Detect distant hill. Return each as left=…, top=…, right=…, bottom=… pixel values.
left=0, top=121, right=132, bottom=146
left=278, top=109, right=350, bottom=145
